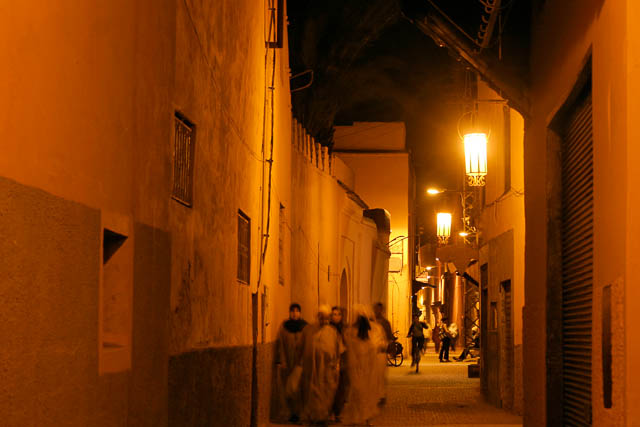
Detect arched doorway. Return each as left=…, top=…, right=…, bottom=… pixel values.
left=340, top=269, right=348, bottom=322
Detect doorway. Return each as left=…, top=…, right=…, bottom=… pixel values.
left=340, top=269, right=349, bottom=322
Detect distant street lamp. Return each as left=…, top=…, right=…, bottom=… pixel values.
left=463, top=133, right=488, bottom=186
left=436, top=212, right=452, bottom=245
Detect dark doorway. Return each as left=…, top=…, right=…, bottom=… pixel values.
left=559, top=88, right=594, bottom=426
left=340, top=269, right=349, bottom=322
left=501, top=279, right=514, bottom=409
left=547, top=63, right=593, bottom=426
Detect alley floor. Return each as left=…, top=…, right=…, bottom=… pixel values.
left=373, top=345, right=522, bottom=426
left=270, top=344, right=522, bottom=427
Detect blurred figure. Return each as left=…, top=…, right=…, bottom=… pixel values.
left=448, top=321, right=459, bottom=352
left=342, top=304, right=380, bottom=425
left=300, top=305, right=344, bottom=425
left=407, top=314, right=429, bottom=372
left=373, top=302, right=392, bottom=406
left=373, top=302, right=393, bottom=342
left=272, top=303, right=307, bottom=423
left=368, top=305, right=388, bottom=408
left=330, top=306, right=347, bottom=422
left=432, top=322, right=441, bottom=354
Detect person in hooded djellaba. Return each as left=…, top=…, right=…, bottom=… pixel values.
left=271, top=303, right=308, bottom=424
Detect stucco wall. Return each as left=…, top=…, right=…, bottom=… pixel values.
left=335, top=151, right=412, bottom=349
left=333, top=122, right=406, bottom=151
left=0, top=177, right=171, bottom=426
left=289, top=133, right=381, bottom=321
left=525, top=0, right=629, bottom=425
left=475, top=81, right=525, bottom=415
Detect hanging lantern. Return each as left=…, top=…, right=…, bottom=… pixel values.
left=436, top=212, right=452, bottom=245
left=464, top=132, right=488, bottom=186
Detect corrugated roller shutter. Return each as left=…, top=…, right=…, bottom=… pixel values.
left=561, top=93, right=593, bottom=426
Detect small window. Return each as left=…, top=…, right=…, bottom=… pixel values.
left=279, top=204, right=285, bottom=285
left=238, top=210, right=251, bottom=284
left=172, top=112, right=195, bottom=206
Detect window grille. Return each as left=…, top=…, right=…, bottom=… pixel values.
left=238, top=211, right=251, bottom=284
left=172, top=113, right=195, bottom=206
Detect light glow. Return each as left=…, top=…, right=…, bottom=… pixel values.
left=464, top=133, right=488, bottom=186
left=436, top=212, right=452, bottom=244
left=426, top=188, right=441, bottom=195
left=459, top=231, right=469, bottom=237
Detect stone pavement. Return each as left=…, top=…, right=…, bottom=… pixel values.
left=372, top=347, right=522, bottom=426
left=269, top=344, right=522, bottom=426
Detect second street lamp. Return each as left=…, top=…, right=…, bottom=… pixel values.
left=436, top=212, right=452, bottom=245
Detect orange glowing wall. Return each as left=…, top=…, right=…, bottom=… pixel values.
left=525, top=0, right=637, bottom=425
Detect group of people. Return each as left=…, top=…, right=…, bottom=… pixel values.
left=408, top=314, right=467, bottom=369
left=272, top=302, right=393, bottom=426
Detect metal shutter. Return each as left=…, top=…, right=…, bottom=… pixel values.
left=561, top=93, right=593, bottom=426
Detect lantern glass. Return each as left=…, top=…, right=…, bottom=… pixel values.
left=436, top=212, right=452, bottom=244
left=464, top=132, right=488, bottom=186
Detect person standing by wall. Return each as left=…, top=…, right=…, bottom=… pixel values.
left=439, top=317, right=452, bottom=363
left=272, top=303, right=307, bottom=423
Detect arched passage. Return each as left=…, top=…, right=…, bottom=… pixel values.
left=340, top=269, right=348, bottom=321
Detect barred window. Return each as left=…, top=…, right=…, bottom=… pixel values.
left=237, top=210, right=251, bottom=284
left=172, top=112, right=195, bottom=206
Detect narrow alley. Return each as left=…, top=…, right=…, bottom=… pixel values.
left=2, top=0, right=640, bottom=426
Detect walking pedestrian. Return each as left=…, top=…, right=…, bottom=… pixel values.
left=373, top=302, right=392, bottom=406
left=407, top=314, right=429, bottom=373
left=272, top=303, right=307, bottom=423
left=300, top=305, right=344, bottom=426
left=330, top=306, right=347, bottom=422
left=342, top=304, right=380, bottom=425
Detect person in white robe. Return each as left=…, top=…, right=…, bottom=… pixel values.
left=342, top=304, right=380, bottom=425
left=300, top=304, right=344, bottom=425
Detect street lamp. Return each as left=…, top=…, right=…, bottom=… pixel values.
left=436, top=212, right=452, bottom=245
left=463, top=133, right=487, bottom=186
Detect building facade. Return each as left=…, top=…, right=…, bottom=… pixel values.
left=524, top=0, right=640, bottom=425
left=333, top=122, right=414, bottom=351
left=0, top=2, right=389, bottom=426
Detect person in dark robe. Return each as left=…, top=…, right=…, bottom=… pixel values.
left=272, top=303, right=307, bottom=423
left=330, top=306, right=347, bottom=422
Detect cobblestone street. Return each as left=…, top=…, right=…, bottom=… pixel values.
left=373, top=345, right=522, bottom=426
left=271, top=344, right=522, bottom=427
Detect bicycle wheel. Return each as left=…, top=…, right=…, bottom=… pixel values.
left=387, top=342, right=403, bottom=367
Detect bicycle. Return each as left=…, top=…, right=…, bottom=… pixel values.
left=411, top=337, right=425, bottom=372
left=386, top=330, right=404, bottom=367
